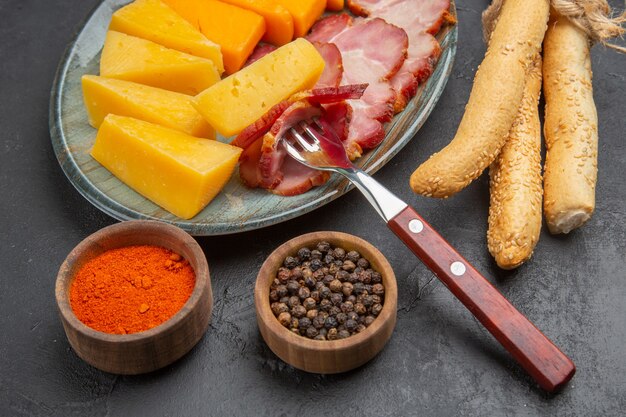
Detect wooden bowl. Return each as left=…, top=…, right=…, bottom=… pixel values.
left=255, top=231, right=397, bottom=374
left=55, top=220, right=212, bottom=374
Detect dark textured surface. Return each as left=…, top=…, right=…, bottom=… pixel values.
left=0, top=0, right=624, bottom=415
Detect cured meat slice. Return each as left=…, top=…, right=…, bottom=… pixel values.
left=232, top=84, right=366, bottom=149
left=309, top=15, right=408, bottom=158
left=346, top=0, right=451, bottom=112
left=271, top=157, right=330, bottom=196
left=312, top=42, right=343, bottom=88
left=347, top=0, right=451, bottom=35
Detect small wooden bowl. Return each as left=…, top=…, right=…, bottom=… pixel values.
left=255, top=231, right=397, bottom=374
left=55, top=220, right=212, bottom=374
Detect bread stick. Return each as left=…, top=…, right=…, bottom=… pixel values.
left=409, top=0, right=549, bottom=198
left=543, top=9, right=598, bottom=234
left=487, top=57, right=543, bottom=269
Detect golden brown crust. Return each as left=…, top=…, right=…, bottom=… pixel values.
left=409, top=0, right=550, bottom=198
left=487, top=57, right=543, bottom=270
left=543, top=9, right=598, bottom=234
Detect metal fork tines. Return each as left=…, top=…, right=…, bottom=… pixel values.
left=281, top=119, right=407, bottom=222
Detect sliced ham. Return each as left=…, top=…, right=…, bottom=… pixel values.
left=237, top=84, right=366, bottom=195
left=346, top=0, right=451, bottom=112
left=308, top=15, right=408, bottom=159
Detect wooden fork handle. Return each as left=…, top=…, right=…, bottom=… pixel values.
left=387, top=205, right=575, bottom=392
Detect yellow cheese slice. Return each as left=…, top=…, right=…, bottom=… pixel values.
left=193, top=38, right=324, bottom=137
left=163, top=0, right=266, bottom=74
left=82, top=75, right=215, bottom=138
left=273, top=0, right=326, bottom=38
left=100, top=31, right=221, bottom=95
left=91, top=115, right=242, bottom=219
left=109, top=0, right=224, bottom=74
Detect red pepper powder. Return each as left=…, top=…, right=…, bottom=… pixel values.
left=69, top=245, right=196, bottom=334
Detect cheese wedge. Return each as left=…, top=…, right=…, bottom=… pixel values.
left=220, top=0, right=293, bottom=45
left=91, top=115, right=242, bottom=219
left=193, top=38, right=324, bottom=137
left=100, top=31, right=220, bottom=95
left=273, top=0, right=326, bottom=38
left=163, top=0, right=265, bottom=74
left=326, top=0, right=344, bottom=11
left=82, top=75, right=214, bottom=138
left=109, top=0, right=224, bottom=74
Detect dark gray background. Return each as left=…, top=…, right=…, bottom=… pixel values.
left=1, top=0, right=624, bottom=415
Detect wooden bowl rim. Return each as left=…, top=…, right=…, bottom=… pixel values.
left=255, top=231, right=398, bottom=352
left=55, top=220, right=210, bottom=343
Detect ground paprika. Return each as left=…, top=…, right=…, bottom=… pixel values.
left=69, top=245, right=195, bottom=334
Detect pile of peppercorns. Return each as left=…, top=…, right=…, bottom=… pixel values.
left=269, top=241, right=385, bottom=341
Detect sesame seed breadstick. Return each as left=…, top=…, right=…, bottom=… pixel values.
left=487, top=56, right=543, bottom=270
left=409, top=0, right=550, bottom=198
left=543, top=9, right=598, bottom=234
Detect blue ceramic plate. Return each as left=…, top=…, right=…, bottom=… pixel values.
left=50, top=0, right=457, bottom=236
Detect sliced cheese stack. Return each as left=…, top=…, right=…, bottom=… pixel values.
left=220, top=0, right=293, bottom=45
left=273, top=0, right=326, bottom=38
left=193, top=38, right=325, bottom=137
left=109, top=0, right=224, bottom=74
left=163, top=0, right=265, bottom=74
left=91, top=115, right=242, bottom=219
left=82, top=75, right=214, bottom=138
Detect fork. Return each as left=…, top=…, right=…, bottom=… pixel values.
left=282, top=118, right=575, bottom=392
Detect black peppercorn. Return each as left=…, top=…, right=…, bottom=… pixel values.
left=306, top=309, right=318, bottom=320
left=277, top=267, right=291, bottom=283
left=354, top=303, right=367, bottom=315
left=359, top=270, right=372, bottom=284
left=356, top=324, right=367, bottom=333
left=324, top=316, right=338, bottom=329
left=306, top=327, right=319, bottom=338
left=304, top=276, right=316, bottom=289
left=347, top=295, right=357, bottom=304
left=338, top=329, right=350, bottom=339
left=301, top=267, right=313, bottom=280
left=299, top=317, right=312, bottom=330
left=291, top=266, right=303, bottom=279
left=362, top=295, right=374, bottom=308
left=319, top=286, right=331, bottom=299
left=347, top=311, right=359, bottom=322
left=333, top=247, right=346, bottom=260
left=291, top=305, right=306, bottom=318
left=371, top=295, right=382, bottom=304
left=327, top=328, right=338, bottom=340
left=371, top=303, right=383, bottom=316
left=340, top=301, right=354, bottom=313
left=357, top=258, right=369, bottom=269
left=290, top=317, right=299, bottom=329
left=371, top=271, right=382, bottom=284
left=319, top=298, right=332, bottom=312
left=269, top=290, right=279, bottom=302
left=342, top=260, right=356, bottom=272
left=271, top=302, right=289, bottom=316
left=318, top=327, right=328, bottom=337
left=330, top=293, right=343, bottom=306
left=329, top=306, right=341, bottom=316
left=346, top=250, right=360, bottom=263
left=310, top=258, right=323, bottom=271
left=297, top=247, right=311, bottom=261
left=284, top=256, right=299, bottom=268
left=312, top=314, right=325, bottom=329
left=286, top=281, right=300, bottom=295
left=364, top=315, right=376, bottom=326
left=298, top=286, right=310, bottom=300
left=314, top=334, right=326, bottom=341
left=328, top=263, right=339, bottom=274
left=276, top=285, right=288, bottom=298
left=372, top=283, right=385, bottom=296
left=353, top=282, right=365, bottom=295
left=335, top=270, right=349, bottom=281
left=303, top=297, right=317, bottom=310
left=311, top=249, right=322, bottom=260
left=345, top=319, right=358, bottom=332
left=316, top=241, right=331, bottom=253
left=310, top=290, right=320, bottom=302
left=288, top=296, right=300, bottom=308
left=336, top=312, right=348, bottom=324
left=324, top=254, right=334, bottom=264
left=278, top=312, right=291, bottom=327
left=329, top=279, right=343, bottom=293
left=347, top=272, right=358, bottom=284
left=279, top=296, right=290, bottom=304
left=342, top=282, right=353, bottom=296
